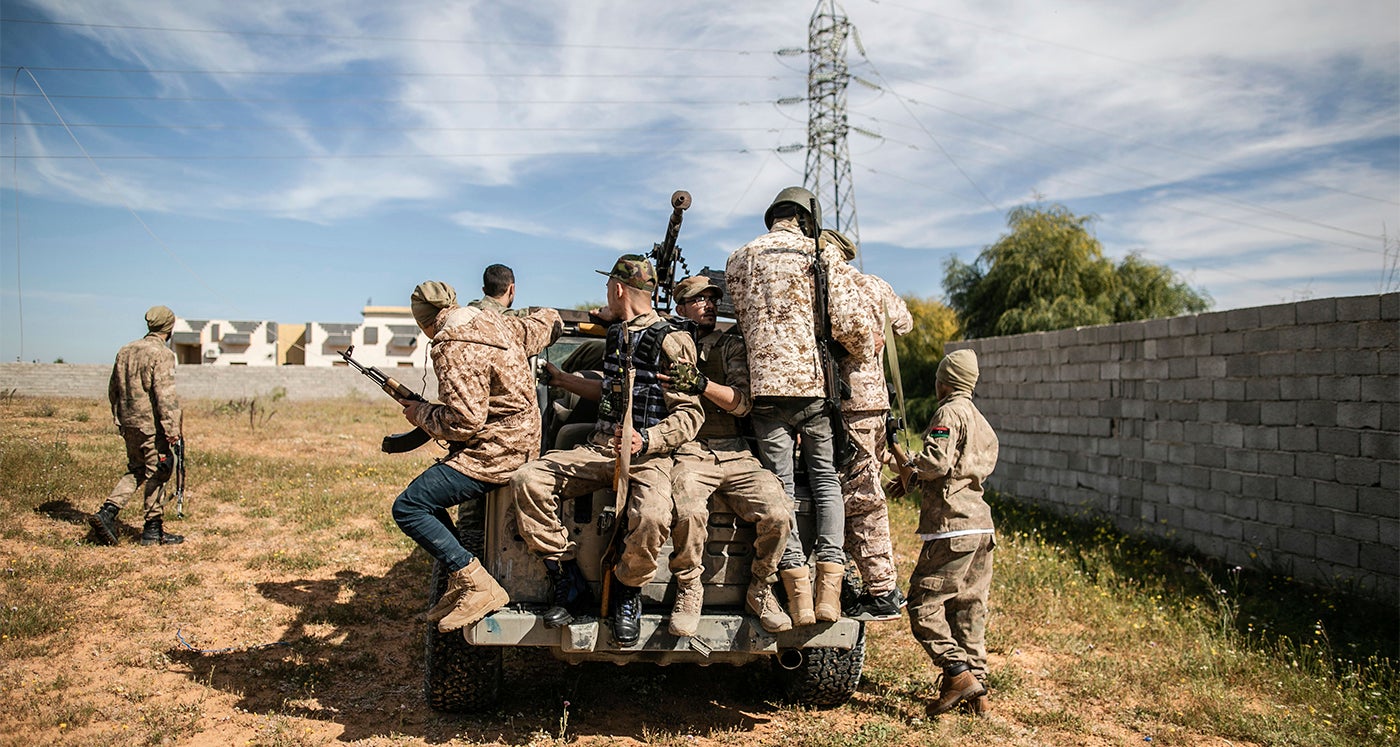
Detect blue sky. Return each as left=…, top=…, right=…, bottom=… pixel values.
left=2, top=0, right=1396, bottom=364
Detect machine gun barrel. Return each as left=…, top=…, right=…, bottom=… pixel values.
left=650, top=190, right=692, bottom=313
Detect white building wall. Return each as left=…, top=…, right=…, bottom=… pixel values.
left=172, top=318, right=279, bottom=366
left=300, top=307, right=432, bottom=369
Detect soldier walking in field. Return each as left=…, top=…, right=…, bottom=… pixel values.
left=660, top=275, right=797, bottom=634
left=905, top=349, right=1000, bottom=717
left=725, top=187, right=875, bottom=625
left=391, top=281, right=563, bottom=633
left=821, top=229, right=915, bottom=622
left=467, top=263, right=529, bottom=318
left=512, top=254, right=703, bottom=646
left=89, top=305, right=185, bottom=547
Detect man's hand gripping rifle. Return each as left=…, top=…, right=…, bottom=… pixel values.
left=338, top=345, right=435, bottom=453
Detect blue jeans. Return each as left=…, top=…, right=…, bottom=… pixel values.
left=392, top=463, right=499, bottom=574
left=751, top=396, right=845, bottom=567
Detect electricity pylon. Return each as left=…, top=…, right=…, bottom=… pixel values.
left=803, top=0, right=861, bottom=265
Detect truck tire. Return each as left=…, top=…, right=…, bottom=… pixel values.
left=423, top=499, right=502, bottom=713
left=775, top=629, right=866, bottom=708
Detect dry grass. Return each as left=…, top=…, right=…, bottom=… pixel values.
left=0, top=395, right=1395, bottom=746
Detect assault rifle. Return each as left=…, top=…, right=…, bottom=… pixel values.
left=338, top=345, right=434, bottom=454
left=648, top=190, right=692, bottom=314
left=807, top=198, right=855, bottom=469
left=173, top=436, right=187, bottom=518
left=599, top=330, right=635, bottom=616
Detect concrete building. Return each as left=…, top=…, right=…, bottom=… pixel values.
left=172, top=306, right=432, bottom=368
left=171, top=319, right=279, bottom=366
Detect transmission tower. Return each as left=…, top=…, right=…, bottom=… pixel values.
left=803, top=0, right=861, bottom=265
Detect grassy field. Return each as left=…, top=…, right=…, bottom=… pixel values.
left=0, top=395, right=1395, bottom=746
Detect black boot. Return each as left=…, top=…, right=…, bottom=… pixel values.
left=610, top=581, right=643, bottom=647
left=140, top=518, right=184, bottom=546
left=89, top=503, right=121, bottom=546
left=542, top=559, right=594, bottom=628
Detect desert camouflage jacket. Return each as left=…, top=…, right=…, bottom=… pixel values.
left=467, top=296, right=528, bottom=318
left=842, top=273, right=913, bottom=412
left=725, top=221, right=875, bottom=398
left=411, top=305, right=563, bottom=484
left=108, top=333, right=181, bottom=436
left=912, top=392, right=999, bottom=534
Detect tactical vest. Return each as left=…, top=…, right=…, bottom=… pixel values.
left=597, top=319, right=678, bottom=434
left=695, top=328, right=742, bottom=441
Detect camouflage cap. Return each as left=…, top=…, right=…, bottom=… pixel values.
left=145, top=305, right=176, bottom=334
left=673, top=275, right=723, bottom=302
left=596, top=253, right=657, bottom=293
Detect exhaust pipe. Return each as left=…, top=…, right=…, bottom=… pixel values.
left=777, top=648, right=805, bottom=670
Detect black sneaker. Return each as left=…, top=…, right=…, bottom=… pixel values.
left=844, top=588, right=902, bottom=622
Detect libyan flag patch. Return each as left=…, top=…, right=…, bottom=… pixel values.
left=930, top=426, right=950, bottom=439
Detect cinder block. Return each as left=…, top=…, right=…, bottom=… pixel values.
left=1381, top=350, right=1398, bottom=377
left=1169, top=357, right=1196, bottom=378
left=1226, top=496, right=1259, bottom=520
left=1296, top=351, right=1336, bottom=376
left=1257, top=353, right=1297, bottom=377
left=1359, top=432, right=1399, bottom=461
left=1258, top=451, right=1296, bottom=477
left=1241, top=474, right=1277, bottom=499
left=1356, top=321, right=1396, bottom=349
left=1358, top=487, right=1399, bottom=519
left=1314, top=482, right=1358, bottom=512
left=1258, top=499, right=1296, bottom=526
left=1336, top=402, right=1382, bottom=430
left=1227, top=401, right=1261, bottom=425
left=1183, top=335, right=1211, bottom=357
left=1359, top=541, right=1400, bottom=574
left=1278, top=527, right=1317, bottom=556
left=1199, top=401, right=1228, bottom=423
left=1214, top=333, right=1245, bottom=355
left=1318, top=428, right=1360, bottom=458
left=1296, top=298, right=1337, bottom=324
left=1226, top=307, right=1262, bottom=331
left=1316, top=322, right=1359, bottom=350
left=1337, top=295, right=1380, bottom=322
left=1278, top=426, right=1318, bottom=452
left=1275, top=478, right=1315, bottom=504
left=1296, top=452, right=1337, bottom=482
left=1247, top=376, right=1281, bottom=400
left=1243, top=329, right=1281, bottom=353
left=1318, top=376, right=1362, bottom=401
left=1260, top=401, right=1297, bottom=425
left=1336, top=457, right=1382, bottom=487
left=1212, top=514, right=1245, bottom=540
left=1226, top=448, right=1259, bottom=472
left=1242, top=426, right=1279, bottom=450
left=1296, top=401, right=1338, bottom=427
left=1144, top=318, right=1172, bottom=339
left=1184, top=379, right=1214, bottom=402
left=1196, top=444, right=1227, bottom=468
left=1359, top=377, right=1398, bottom=403
left=1197, top=356, right=1228, bottom=378
left=1382, top=293, right=1399, bottom=320
left=1334, top=512, right=1380, bottom=543
left=1278, top=325, right=1318, bottom=350
left=1257, top=303, right=1298, bottom=328
left=1213, top=379, right=1246, bottom=400
left=1315, top=534, right=1359, bottom=566
left=1336, top=350, right=1379, bottom=376
left=1182, top=509, right=1213, bottom=534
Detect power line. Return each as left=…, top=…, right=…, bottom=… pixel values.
left=0, top=16, right=765, bottom=55
left=2, top=146, right=780, bottom=161
left=0, top=64, right=780, bottom=81
left=3, top=121, right=786, bottom=134
left=6, top=92, right=768, bottom=106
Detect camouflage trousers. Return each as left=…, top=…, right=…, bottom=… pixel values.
left=908, top=533, right=995, bottom=681
left=508, top=442, right=675, bottom=589
left=671, top=442, right=793, bottom=583
left=105, top=426, right=172, bottom=522
left=841, top=410, right=897, bottom=595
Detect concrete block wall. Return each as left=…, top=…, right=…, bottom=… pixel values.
left=951, top=293, right=1399, bottom=601
left=0, top=363, right=440, bottom=402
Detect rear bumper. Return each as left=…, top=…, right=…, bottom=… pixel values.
left=464, top=609, right=863, bottom=665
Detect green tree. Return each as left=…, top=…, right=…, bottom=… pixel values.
left=890, top=295, right=960, bottom=431
left=945, top=202, right=1210, bottom=338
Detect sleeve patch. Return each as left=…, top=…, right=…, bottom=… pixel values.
left=930, top=426, right=950, bottom=439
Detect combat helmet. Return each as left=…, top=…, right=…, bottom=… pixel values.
left=764, top=186, right=821, bottom=230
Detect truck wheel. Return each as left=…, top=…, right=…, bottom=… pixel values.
left=775, top=630, right=866, bottom=708
left=423, top=500, right=501, bottom=713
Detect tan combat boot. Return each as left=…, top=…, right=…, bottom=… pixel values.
left=813, top=561, right=844, bottom=622
left=746, top=576, right=793, bottom=633
left=959, top=693, right=990, bottom=717
left=778, top=567, right=816, bottom=626
left=927, top=666, right=987, bottom=717
left=438, top=558, right=510, bottom=633
left=668, top=576, right=703, bottom=637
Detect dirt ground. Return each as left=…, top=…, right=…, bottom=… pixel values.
left=0, top=398, right=1271, bottom=746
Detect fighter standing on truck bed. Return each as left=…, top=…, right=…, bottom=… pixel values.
left=659, top=275, right=798, bottom=634
left=511, top=254, right=703, bottom=646
left=725, top=187, right=875, bottom=625
left=391, top=281, right=563, bottom=633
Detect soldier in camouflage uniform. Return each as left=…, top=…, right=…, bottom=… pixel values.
left=725, top=187, right=875, bottom=625
left=392, top=281, right=563, bottom=633
left=905, top=349, right=999, bottom=717
left=467, top=263, right=529, bottom=318
left=821, top=229, right=915, bottom=622
left=89, top=305, right=185, bottom=547
left=512, top=254, right=703, bottom=646
left=661, top=275, right=796, bottom=634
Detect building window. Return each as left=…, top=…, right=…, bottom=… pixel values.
left=210, top=323, right=220, bottom=341
left=266, top=322, right=278, bottom=344
left=363, top=326, right=379, bottom=345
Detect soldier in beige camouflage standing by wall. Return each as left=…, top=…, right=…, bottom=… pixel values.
left=820, top=229, right=915, bottom=622
left=391, top=281, right=563, bottom=633
left=467, top=263, right=529, bottom=318
left=660, top=275, right=797, bottom=634
left=513, top=254, right=703, bottom=646
left=89, top=305, right=185, bottom=547
left=725, top=187, right=875, bottom=625
left=905, top=348, right=999, bottom=717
